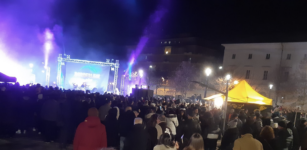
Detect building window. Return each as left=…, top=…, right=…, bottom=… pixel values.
left=305, top=54, right=307, bottom=60
left=266, top=54, right=270, bottom=59
left=232, top=54, right=236, bottom=59
left=248, top=54, right=253, bottom=59
left=164, top=46, right=171, bottom=54
left=287, top=54, right=291, bottom=60
left=245, top=70, right=250, bottom=79
left=284, top=72, right=289, bottom=81
left=164, top=41, right=167, bottom=44
left=168, top=41, right=171, bottom=44
left=189, top=57, right=191, bottom=61
left=263, top=71, right=268, bottom=80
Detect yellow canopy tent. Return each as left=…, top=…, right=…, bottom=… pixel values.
left=205, top=80, right=272, bottom=105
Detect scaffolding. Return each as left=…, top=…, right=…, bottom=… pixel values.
left=57, top=54, right=119, bottom=91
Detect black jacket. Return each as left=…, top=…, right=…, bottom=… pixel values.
left=176, top=118, right=201, bottom=147
left=257, top=138, right=278, bottom=150
left=119, top=111, right=136, bottom=137
left=220, top=128, right=239, bottom=150
left=105, top=119, right=119, bottom=147
left=124, top=124, right=148, bottom=150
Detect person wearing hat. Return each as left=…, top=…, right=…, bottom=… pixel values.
left=176, top=108, right=201, bottom=148
left=277, top=121, right=293, bottom=150
left=73, top=107, right=107, bottom=150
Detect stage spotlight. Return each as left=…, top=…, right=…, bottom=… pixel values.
left=111, top=67, right=115, bottom=71
left=149, top=65, right=153, bottom=68
left=139, top=69, right=144, bottom=77
left=29, top=63, right=33, bottom=68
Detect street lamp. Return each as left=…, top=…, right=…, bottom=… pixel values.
left=149, top=65, right=153, bottom=68
left=223, top=74, right=231, bottom=133
left=204, top=68, right=212, bottom=98
left=234, top=80, right=239, bottom=84
left=219, top=66, right=223, bottom=69
left=269, top=84, right=273, bottom=98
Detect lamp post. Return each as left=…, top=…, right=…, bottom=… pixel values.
left=269, top=84, right=273, bottom=98
left=223, top=74, right=231, bottom=134
left=204, top=68, right=212, bottom=98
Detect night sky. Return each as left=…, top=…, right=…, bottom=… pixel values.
left=2, top=0, right=307, bottom=61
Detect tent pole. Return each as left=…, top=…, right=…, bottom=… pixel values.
left=222, top=79, right=229, bottom=134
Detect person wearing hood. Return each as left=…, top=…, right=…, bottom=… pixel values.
left=105, top=108, right=120, bottom=148
left=73, top=107, right=107, bottom=150
left=99, top=100, right=112, bottom=124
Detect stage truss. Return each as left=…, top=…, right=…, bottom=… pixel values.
left=57, top=54, right=119, bottom=92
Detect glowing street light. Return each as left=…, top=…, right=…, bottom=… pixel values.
left=205, top=68, right=212, bottom=77
left=29, top=63, right=33, bottom=68
left=269, top=84, right=273, bottom=89
left=234, top=80, right=239, bottom=84
left=149, top=65, right=153, bottom=68
left=219, top=66, right=223, bottom=69
left=225, top=74, right=231, bottom=80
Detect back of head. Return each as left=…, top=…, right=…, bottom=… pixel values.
left=158, top=114, right=166, bottom=122
left=158, top=133, right=175, bottom=148
left=241, top=124, right=253, bottom=135
left=278, top=121, right=287, bottom=129
left=183, top=146, right=196, bottom=150
left=189, top=133, right=204, bottom=150
left=88, top=107, right=99, bottom=117
left=260, top=126, right=275, bottom=140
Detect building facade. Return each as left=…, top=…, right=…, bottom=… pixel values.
left=222, top=42, right=307, bottom=105
left=125, top=37, right=224, bottom=97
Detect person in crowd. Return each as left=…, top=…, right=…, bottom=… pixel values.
left=257, top=126, right=278, bottom=150
left=177, top=108, right=202, bottom=148
left=189, top=133, right=204, bottom=150
left=227, top=109, right=235, bottom=122
left=119, top=110, right=136, bottom=150
left=147, top=114, right=160, bottom=150
left=200, top=111, right=219, bottom=150
left=297, top=120, right=307, bottom=149
left=276, top=121, right=293, bottom=150
left=153, top=129, right=178, bottom=150
left=287, top=122, right=299, bottom=150
left=233, top=125, right=263, bottom=150
left=166, top=110, right=179, bottom=136
left=123, top=118, right=148, bottom=150
left=99, top=100, right=112, bottom=124
left=220, top=120, right=239, bottom=150
left=73, top=107, right=107, bottom=150
left=40, top=94, right=60, bottom=143
left=158, top=114, right=168, bottom=134
left=238, top=109, right=247, bottom=123
left=105, top=108, right=120, bottom=148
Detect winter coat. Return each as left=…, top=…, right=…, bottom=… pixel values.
left=105, top=119, right=119, bottom=147
left=119, top=111, right=135, bottom=138
left=257, top=138, right=278, bottom=150
left=166, top=114, right=179, bottom=135
left=220, top=128, right=239, bottom=150
left=233, top=134, right=263, bottom=150
left=176, top=118, right=201, bottom=147
left=99, top=104, right=111, bottom=121
left=289, top=126, right=299, bottom=150
left=73, top=116, right=107, bottom=150
left=153, top=145, right=177, bottom=150
left=124, top=124, right=148, bottom=150
left=277, top=128, right=293, bottom=150
left=41, top=99, right=59, bottom=122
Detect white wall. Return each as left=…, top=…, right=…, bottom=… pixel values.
left=222, top=42, right=307, bottom=101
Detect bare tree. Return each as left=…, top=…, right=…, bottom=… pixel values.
left=171, top=61, right=198, bottom=97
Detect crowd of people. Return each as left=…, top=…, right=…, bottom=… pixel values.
left=1, top=83, right=307, bottom=150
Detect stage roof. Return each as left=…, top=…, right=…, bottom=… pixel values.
left=205, top=80, right=272, bottom=105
